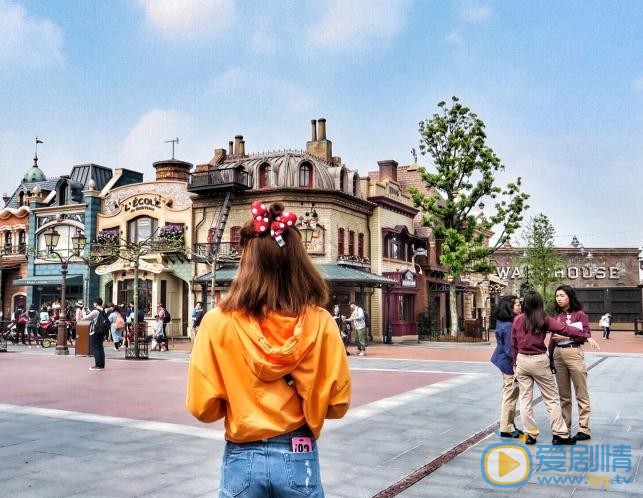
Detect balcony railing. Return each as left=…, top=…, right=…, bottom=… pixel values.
left=188, top=167, right=252, bottom=194
left=2, top=245, right=27, bottom=257
left=192, top=242, right=241, bottom=264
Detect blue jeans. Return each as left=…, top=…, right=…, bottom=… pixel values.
left=219, top=426, right=324, bottom=498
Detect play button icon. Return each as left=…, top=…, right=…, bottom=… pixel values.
left=498, top=450, right=520, bottom=477
left=481, top=443, right=532, bottom=487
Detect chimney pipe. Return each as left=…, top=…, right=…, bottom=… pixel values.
left=228, top=141, right=233, bottom=155
left=234, top=135, right=243, bottom=155
left=311, top=120, right=317, bottom=141
left=2, top=193, right=9, bottom=207
left=240, top=140, right=245, bottom=156
left=317, top=118, right=326, bottom=140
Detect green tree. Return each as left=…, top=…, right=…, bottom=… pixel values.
left=409, top=97, right=529, bottom=335
left=518, top=214, right=564, bottom=310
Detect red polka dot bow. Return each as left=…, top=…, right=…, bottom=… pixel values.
left=251, top=200, right=298, bottom=247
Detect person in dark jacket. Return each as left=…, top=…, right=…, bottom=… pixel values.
left=14, top=306, right=27, bottom=345
left=490, top=295, right=522, bottom=438
left=26, top=304, right=39, bottom=347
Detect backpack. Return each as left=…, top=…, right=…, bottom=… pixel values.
left=93, top=309, right=110, bottom=337
left=115, top=313, right=125, bottom=330
left=363, top=310, right=370, bottom=328
left=163, top=309, right=171, bottom=324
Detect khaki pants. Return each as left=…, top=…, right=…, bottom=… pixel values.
left=554, top=346, right=591, bottom=434
left=515, top=353, right=569, bottom=437
left=353, top=327, right=367, bottom=351
left=500, top=373, right=520, bottom=433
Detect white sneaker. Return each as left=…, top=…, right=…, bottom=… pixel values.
left=357, top=351, right=365, bottom=356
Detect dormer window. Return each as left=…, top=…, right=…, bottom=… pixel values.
left=353, top=175, right=359, bottom=196
left=339, top=169, right=346, bottom=192
left=58, top=181, right=67, bottom=205
left=299, top=162, right=313, bottom=188
left=18, top=192, right=25, bottom=206
left=259, top=163, right=271, bottom=188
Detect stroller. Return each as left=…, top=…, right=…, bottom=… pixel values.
left=39, top=319, right=58, bottom=348
left=2, top=320, right=17, bottom=344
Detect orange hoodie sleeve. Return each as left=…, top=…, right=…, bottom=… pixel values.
left=186, top=311, right=227, bottom=423
left=296, top=311, right=351, bottom=436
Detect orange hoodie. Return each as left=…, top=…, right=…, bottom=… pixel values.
left=186, top=305, right=351, bottom=442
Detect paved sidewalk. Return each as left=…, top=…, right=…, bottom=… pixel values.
left=1, top=338, right=642, bottom=497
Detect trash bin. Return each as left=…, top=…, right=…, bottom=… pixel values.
left=75, top=319, right=93, bottom=356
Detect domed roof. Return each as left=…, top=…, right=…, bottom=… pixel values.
left=22, top=156, right=47, bottom=183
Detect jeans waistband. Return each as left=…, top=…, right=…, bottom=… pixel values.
left=557, top=343, right=580, bottom=349
left=229, top=425, right=313, bottom=445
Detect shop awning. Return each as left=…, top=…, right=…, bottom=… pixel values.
left=13, top=275, right=83, bottom=286
left=196, top=264, right=397, bottom=288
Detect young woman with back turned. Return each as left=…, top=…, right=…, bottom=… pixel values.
left=186, top=201, right=351, bottom=498
left=511, top=291, right=588, bottom=445
left=490, top=295, right=523, bottom=438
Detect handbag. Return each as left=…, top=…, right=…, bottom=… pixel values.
left=17, top=314, right=28, bottom=325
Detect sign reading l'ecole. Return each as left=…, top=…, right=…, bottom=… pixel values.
left=123, top=195, right=163, bottom=213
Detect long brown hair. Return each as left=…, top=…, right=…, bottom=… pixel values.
left=523, top=291, right=546, bottom=333
left=219, top=202, right=328, bottom=318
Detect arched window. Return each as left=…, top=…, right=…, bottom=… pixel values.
left=259, top=163, right=271, bottom=188
left=4, top=231, right=12, bottom=251
left=339, top=169, right=345, bottom=192
left=353, top=175, right=359, bottom=196
left=18, top=192, right=25, bottom=206
left=127, top=216, right=158, bottom=243
left=18, top=230, right=26, bottom=253
left=348, top=230, right=355, bottom=256
left=338, top=228, right=345, bottom=255
left=299, top=163, right=313, bottom=188
left=358, top=233, right=364, bottom=257
left=230, top=226, right=241, bottom=249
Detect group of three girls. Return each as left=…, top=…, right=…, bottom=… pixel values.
left=491, top=285, right=599, bottom=445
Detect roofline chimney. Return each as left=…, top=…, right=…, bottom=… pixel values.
left=317, top=118, right=327, bottom=140
left=311, top=119, right=317, bottom=141
left=228, top=141, right=233, bottom=156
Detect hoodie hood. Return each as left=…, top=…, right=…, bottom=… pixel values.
left=231, top=306, right=324, bottom=383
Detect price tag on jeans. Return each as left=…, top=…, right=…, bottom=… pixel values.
left=291, top=437, right=313, bottom=453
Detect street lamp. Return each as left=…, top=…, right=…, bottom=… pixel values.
left=43, top=226, right=87, bottom=355
left=299, top=207, right=318, bottom=244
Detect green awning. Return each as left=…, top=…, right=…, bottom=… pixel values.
left=196, top=264, right=397, bottom=288
left=13, top=275, right=83, bottom=286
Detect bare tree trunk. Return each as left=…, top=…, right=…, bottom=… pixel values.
left=449, top=282, right=458, bottom=336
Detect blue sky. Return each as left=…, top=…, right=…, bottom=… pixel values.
left=1, top=0, right=642, bottom=248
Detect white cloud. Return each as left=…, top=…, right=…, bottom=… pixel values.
left=137, top=0, right=235, bottom=39
left=209, top=67, right=316, bottom=112
left=0, top=0, right=64, bottom=68
left=460, top=3, right=492, bottom=23
left=633, top=76, right=643, bottom=92
left=120, top=109, right=195, bottom=171
left=308, top=0, right=409, bottom=51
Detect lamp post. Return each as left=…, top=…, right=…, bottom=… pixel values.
left=43, top=227, right=87, bottom=355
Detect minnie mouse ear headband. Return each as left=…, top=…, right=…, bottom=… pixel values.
left=251, top=200, right=298, bottom=247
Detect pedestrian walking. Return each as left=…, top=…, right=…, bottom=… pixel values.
left=344, top=300, right=367, bottom=355
left=109, top=304, right=125, bottom=350
left=187, top=200, right=350, bottom=498
left=599, top=311, right=612, bottom=339
left=490, top=295, right=522, bottom=438
left=26, top=304, right=39, bottom=347
left=83, top=297, right=109, bottom=370
left=549, top=285, right=600, bottom=441
left=13, top=306, right=27, bottom=345
left=511, top=291, right=588, bottom=445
